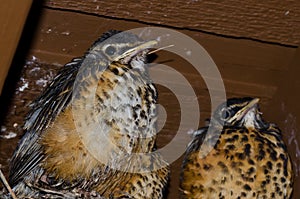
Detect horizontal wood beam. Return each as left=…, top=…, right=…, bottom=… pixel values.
left=45, top=0, right=300, bottom=46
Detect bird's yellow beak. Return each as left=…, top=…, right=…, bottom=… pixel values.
left=227, top=98, right=260, bottom=123
left=117, top=40, right=158, bottom=61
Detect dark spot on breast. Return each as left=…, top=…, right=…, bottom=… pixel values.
left=212, top=179, right=218, bottom=185
left=102, top=91, right=110, bottom=99
left=248, top=159, right=255, bottom=165
left=266, top=161, right=273, bottom=170
left=137, top=180, right=142, bottom=187
left=233, top=134, right=239, bottom=140
left=269, top=151, right=277, bottom=161
left=235, top=181, right=242, bottom=185
left=203, top=164, right=212, bottom=171
left=208, top=187, right=215, bottom=193
left=279, top=153, right=286, bottom=160
left=225, top=134, right=239, bottom=143
left=236, top=152, right=245, bottom=160
left=280, top=177, right=286, bottom=183
left=276, top=162, right=282, bottom=168
left=244, top=144, right=251, bottom=156
left=257, top=149, right=265, bottom=161
left=224, top=149, right=229, bottom=154
left=136, top=88, right=142, bottom=96
left=247, top=167, right=255, bottom=175
left=96, top=94, right=104, bottom=102
left=111, top=68, right=119, bottom=75
left=217, top=161, right=228, bottom=172
left=140, top=110, right=147, bottom=119
left=276, top=169, right=281, bottom=174
left=227, top=144, right=235, bottom=150
left=241, top=135, right=248, bottom=142
left=243, top=184, right=251, bottom=191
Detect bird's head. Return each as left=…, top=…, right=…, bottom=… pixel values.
left=87, top=30, right=157, bottom=68
left=212, top=97, right=269, bottom=129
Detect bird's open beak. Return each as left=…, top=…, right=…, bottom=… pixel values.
left=117, top=40, right=158, bottom=62
left=227, top=98, right=260, bottom=123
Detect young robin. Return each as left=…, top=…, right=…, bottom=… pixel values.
left=180, top=97, right=293, bottom=199
left=6, top=30, right=169, bottom=198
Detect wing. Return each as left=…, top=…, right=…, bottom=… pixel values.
left=9, top=58, right=82, bottom=186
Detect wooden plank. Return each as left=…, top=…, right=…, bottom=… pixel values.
left=264, top=48, right=300, bottom=199
left=28, top=9, right=296, bottom=86
left=25, top=8, right=295, bottom=111
left=0, top=0, right=32, bottom=94
left=44, top=0, right=300, bottom=46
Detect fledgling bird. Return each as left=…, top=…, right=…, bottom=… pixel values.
left=6, top=30, right=169, bottom=198
left=180, top=97, right=293, bottom=199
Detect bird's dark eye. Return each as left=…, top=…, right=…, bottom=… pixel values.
left=105, top=46, right=116, bottom=56
left=220, top=108, right=231, bottom=121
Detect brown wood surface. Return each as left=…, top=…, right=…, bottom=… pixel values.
left=0, top=0, right=32, bottom=94
left=45, top=0, right=300, bottom=46
left=265, top=47, right=300, bottom=199
left=28, top=9, right=295, bottom=100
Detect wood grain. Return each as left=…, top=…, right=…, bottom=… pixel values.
left=0, top=0, right=32, bottom=94
left=44, top=0, right=300, bottom=46
left=27, top=9, right=295, bottom=101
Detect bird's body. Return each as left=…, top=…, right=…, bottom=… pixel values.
left=180, top=97, right=293, bottom=199
left=7, top=30, right=169, bottom=198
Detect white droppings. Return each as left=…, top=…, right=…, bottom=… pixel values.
left=13, top=123, right=18, bottom=128
left=0, top=126, right=6, bottom=132
left=61, top=31, right=71, bottom=36
left=26, top=56, right=39, bottom=65
left=18, top=78, right=29, bottom=92
left=29, top=66, right=41, bottom=73
left=36, top=79, right=49, bottom=87
left=285, top=10, right=290, bottom=15
left=31, top=56, right=37, bottom=61
left=0, top=132, right=17, bottom=139
left=46, top=28, right=52, bottom=34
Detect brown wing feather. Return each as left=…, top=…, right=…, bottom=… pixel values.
left=8, top=58, right=82, bottom=186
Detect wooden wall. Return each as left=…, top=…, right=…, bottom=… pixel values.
left=0, top=0, right=32, bottom=94
left=45, top=0, right=300, bottom=46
